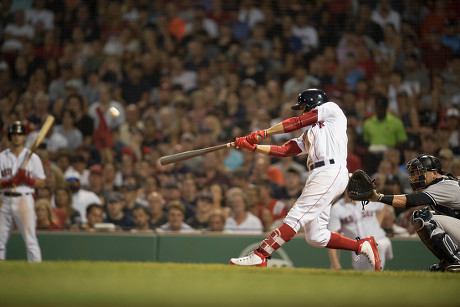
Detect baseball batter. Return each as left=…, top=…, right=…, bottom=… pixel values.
left=229, top=89, right=381, bottom=270
left=328, top=193, right=393, bottom=270
left=368, top=154, right=460, bottom=272
left=0, top=121, right=46, bottom=262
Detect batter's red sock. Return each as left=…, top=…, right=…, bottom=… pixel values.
left=257, top=223, right=296, bottom=257
left=326, top=231, right=359, bottom=252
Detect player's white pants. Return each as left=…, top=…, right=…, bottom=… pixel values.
left=0, top=194, right=42, bottom=262
left=352, top=236, right=393, bottom=270
left=284, top=164, right=349, bottom=247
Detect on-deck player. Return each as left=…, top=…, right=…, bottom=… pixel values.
left=328, top=190, right=393, bottom=270
left=229, top=89, right=381, bottom=270
left=0, top=121, right=46, bottom=262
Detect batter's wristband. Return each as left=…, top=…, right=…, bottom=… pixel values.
left=380, top=195, right=394, bottom=205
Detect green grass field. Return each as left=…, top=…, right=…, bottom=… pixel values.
left=1, top=261, right=459, bottom=307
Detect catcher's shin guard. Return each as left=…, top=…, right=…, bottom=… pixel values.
left=412, top=207, right=460, bottom=267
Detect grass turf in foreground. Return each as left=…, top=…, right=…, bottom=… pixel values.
left=0, top=261, right=459, bottom=307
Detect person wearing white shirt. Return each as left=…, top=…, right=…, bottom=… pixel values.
left=2, top=9, right=34, bottom=52
left=224, top=188, right=264, bottom=234
left=371, top=0, right=401, bottom=32
left=88, top=83, right=125, bottom=130
left=64, top=169, right=102, bottom=224
left=157, top=201, right=195, bottom=233
left=25, top=0, right=54, bottom=30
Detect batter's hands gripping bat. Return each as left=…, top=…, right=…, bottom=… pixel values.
left=159, top=142, right=234, bottom=166
left=21, top=115, right=55, bottom=169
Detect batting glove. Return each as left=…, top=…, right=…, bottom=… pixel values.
left=246, top=130, right=266, bottom=144
left=16, top=169, right=36, bottom=186
left=1, top=178, right=14, bottom=188
left=235, top=137, right=257, bottom=152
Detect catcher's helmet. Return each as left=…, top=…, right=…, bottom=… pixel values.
left=406, top=155, right=442, bottom=190
left=7, top=121, right=26, bottom=141
left=291, top=89, right=328, bottom=113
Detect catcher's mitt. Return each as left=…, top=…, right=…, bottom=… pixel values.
left=347, top=170, right=376, bottom=208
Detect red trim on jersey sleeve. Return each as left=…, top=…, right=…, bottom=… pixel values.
left=268, top=140, right=302, bottom=157
left=281, top=109, right=318, bottom=132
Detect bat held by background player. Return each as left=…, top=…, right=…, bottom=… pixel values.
left=20, top=115, right=55, bottom=169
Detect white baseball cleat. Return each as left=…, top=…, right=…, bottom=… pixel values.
left=229, top=250, right=268, bottom=267
left=357, top=236, right=382, bottom=271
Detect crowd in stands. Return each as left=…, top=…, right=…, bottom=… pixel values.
left=1, top=0, right=460, bottom=235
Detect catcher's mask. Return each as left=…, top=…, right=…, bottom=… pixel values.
left=291, top=89, right=328, bottom=113
left=406, top=155, right=442, bottom=191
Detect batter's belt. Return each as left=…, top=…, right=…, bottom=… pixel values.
left=2, top=192, right=33, bottom=197
left=309, top=159, right=335, bottom=170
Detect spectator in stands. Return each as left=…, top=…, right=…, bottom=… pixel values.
left=65, top=168, right=101, bottom=224
left=114, top=62, right=151, bottom=107
left=444, top=108, right=460, bottom=154
left=371, top=0, right=401, bottom=33
left=224, top=187, right=263, bottom=234
left=54, top=186, right=80, bottom=227
left=180, top=175, right=198, bottom=210
left=250, top=153, right=285, bottom=187
left=383, top=147, right=412, bottom=194
left=35, top=199, right=62, bottom=230
left=186, top=193, right=214, bottom=230
left=158, top=201, right=195, bottom=233
left=64, top=94, right=94, bottom=146
left=102, top=162, right=122, bottom=192
left=273, top=168, right=303, bottom=211
left=25, top=0, right=54, bottom=32
left=363, top=94, right=407, bottom=173
left=54, top=109, right=83, bottom=150
left=131, top=206, right=153, bottom=233
left=118, top=104, right=144, bottom=146
left=2, top=9, right=34, bottom=53
left=88, top=83, right=125, bottom=130
left=119, top=182, right=140, bottom=217
left=147, top=191, right=167, bottom=230
left=136, top=174, right=161, bottom=207
left=87, top=164, right=105, bottom=200
left=283, top=64, right=319, bottom=98
left=69, top=153, right=90, bottom=187
left=77, top=203, right=104, bottom=232
left=209, top=182, right=226, bottom=210
left=104, top=191, right=135, bottom=231
left=438, top=148, right=455, bottom=174
left=207, top=209, right=228, bottom=232
left=421, top=133, right=440, bottom=157
left=442, top=19, right=460, bottom=55
left=451, top=158, right=460, bottom=177
left=255, top=179, right=287, bottom=231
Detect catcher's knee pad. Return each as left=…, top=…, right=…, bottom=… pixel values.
left=412, top=207, right=460, bottom=264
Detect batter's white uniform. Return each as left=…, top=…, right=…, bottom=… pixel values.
left=0, top=148, right=45, bottom=262
left=282, top=102, right=349, bottom=247
left=329, top=199, right=393, bottom=270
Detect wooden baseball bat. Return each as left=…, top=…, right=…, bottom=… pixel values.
left=159, top=142, right=235, bottom=166
left=21, top=115, right=55, bottom=169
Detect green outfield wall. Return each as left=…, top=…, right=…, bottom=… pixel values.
left=6, top=232, right=437, bottom=271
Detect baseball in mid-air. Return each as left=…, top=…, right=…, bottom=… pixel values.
left=109, top=106, right=120, bottom=118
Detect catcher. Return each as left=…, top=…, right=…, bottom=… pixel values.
left=348, top=155, right=460, bottom=272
